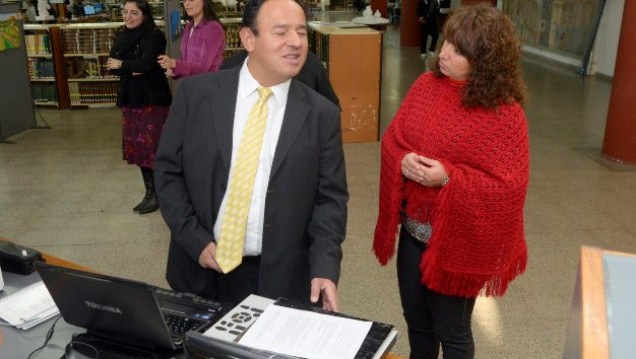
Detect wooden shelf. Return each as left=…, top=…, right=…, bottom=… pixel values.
left=68, top=78, right=118, bottom=82
left=27, top=53, right=52, bottom=58
left=72, top=102, right=117, bottom=108
left=33, top=100, right=59, bottom=107
left=64, top=53, right=110, bottom=57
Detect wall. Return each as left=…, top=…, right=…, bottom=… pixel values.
left=0, top=3, right=36, bottom=141
left=502, top=0, right=623, bottom=78
left=590, top=0, right=624, bottom=77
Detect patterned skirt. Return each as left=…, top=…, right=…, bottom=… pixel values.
left=121, top=106, right=170, bottom=168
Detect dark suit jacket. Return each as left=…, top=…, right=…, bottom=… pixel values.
left=154, top=66, right=348, bottom=304
left=220, top=50, right=340, bottom=109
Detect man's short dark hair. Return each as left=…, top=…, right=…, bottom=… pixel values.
left=241, top=0, right=309, bottom=35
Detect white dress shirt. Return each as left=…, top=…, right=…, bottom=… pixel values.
left=213, top=58, right=290, bottom=256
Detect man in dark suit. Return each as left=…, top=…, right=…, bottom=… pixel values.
left=221, top=49, right=340, bottom=109
left=154, top=0, right=348, bottom=311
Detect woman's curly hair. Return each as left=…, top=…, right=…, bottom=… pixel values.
left=433, top=4, right=527, bottom=109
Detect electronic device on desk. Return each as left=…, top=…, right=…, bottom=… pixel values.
left=205, top=294, right=275, bottom=342
left=35, top=262, right=225, bottom=358
left=0, top=241, right=43, bottom=275
left=186, top=294, right=398, bottom=359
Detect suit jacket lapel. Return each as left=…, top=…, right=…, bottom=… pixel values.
left=211, top=69, right=240, bottom=171
left=271, top=80, right=310, bottom=177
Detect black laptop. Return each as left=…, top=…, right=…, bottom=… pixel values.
left=35, top=262, right=224, bottom=352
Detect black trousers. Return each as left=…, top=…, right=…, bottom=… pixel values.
left=397, top=230, right=476, bottom=359
left=420, top=22, right=439, bottom=53
left=214, top=256, right=261, bottom=306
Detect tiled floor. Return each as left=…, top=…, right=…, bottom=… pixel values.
left=2, top=15, right=636, bottom=358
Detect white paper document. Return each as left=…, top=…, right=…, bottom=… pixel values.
left=238, top=304, right=372, bottom=359
left=0, top=281, right=59, bottom=329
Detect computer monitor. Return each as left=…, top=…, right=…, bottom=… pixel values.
left=93, top=3, right=104, bottom=13
left=83, top=4, right=95, bottom=15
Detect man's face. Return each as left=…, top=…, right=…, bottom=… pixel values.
left=240, top=0, right=308, bottom=86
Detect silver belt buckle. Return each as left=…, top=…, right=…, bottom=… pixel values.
left=403, top=217, right=432, bottom=244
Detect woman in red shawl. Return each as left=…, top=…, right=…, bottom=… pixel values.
left=373, top=5, right=529, bottom=359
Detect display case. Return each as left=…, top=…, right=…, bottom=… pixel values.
left=221, top=17, right=243, bottom=59
left=308, top=22, right=382, bottom=143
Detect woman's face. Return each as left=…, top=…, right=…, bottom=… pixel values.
left=438, top=40, right=471, bottom=81
left=184, top=0, right=205, bottom=21
left=122, top=2, right=144, bottom=29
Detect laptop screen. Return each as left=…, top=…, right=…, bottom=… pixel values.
left=35, top=262, right=176, bottom=350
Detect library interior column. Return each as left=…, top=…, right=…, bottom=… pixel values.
left=603, top=0, right=636, bottom=165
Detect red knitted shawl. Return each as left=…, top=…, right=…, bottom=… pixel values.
left=373, top=72, right=529, bottom=297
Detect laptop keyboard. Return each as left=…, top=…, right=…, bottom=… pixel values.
left=153, top=287, right=223, bottom=345
left=164, top=313, right=207, bottom=341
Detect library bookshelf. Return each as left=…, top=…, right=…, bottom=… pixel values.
left=25, top=18, right=243, bottom=109
left=61, top=23, right=120, bottom=107
left=24, top=24, right=69, bottom=108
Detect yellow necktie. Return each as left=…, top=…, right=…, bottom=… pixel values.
left=216, top=87, right=273, bottom=273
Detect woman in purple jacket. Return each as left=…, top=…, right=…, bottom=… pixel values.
left=157, top=0, right=225, bottom=78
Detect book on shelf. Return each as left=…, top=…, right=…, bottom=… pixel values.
left=32, top=83, right=58, bottom=103
left=63, top=28, right=120, bottom=54
left=25, top=33, right=51, bottom=55
left=27, top=58, right=55, bottom=79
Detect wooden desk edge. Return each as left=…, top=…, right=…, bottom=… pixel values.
left=1, top=237, right=93, bottom=272
left=580, top=245, right=609, bottom=359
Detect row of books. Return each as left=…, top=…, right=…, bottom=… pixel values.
left=32, top=83, right=58, bottom=103
left=63, top=28, right=120, bottom=54
left=27, top=58, right=55, bottom=79
left=69, top=82, right=119, bottom=105
left=65, top=57, right=118, bottom=79
left=25, top=33, right=51, bottom=55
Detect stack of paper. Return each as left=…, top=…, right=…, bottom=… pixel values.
left=0, top=281, right=59, bottom=330
left=238, top=305, right=372, bottom=359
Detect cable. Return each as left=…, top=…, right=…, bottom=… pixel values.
left=26, top=315, right=62, bottom=359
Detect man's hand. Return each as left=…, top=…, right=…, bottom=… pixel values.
left=311, top=278, right=339, bottom=312
left=198, top=242, right=221, bottom=272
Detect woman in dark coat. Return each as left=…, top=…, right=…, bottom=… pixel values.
left=107, top=0, right=172, bottom=214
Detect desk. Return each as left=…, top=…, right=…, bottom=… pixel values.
left=0, top=238, right=406, bottom=359
left=0, top=244, right=87, bottom=358
left=563, top=246, right=636, bottom=359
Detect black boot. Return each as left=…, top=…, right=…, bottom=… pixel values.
left=133, top=167, right=150, bottom=212
left=137, top=189, right=158, bottom=214
left=135, top=167, right=159, bottom=214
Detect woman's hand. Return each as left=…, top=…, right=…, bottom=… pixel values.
left=157, top=55, right=176, bottom=70
left=106, top=57, right=122, bottom=70
left=401, top=153, right=449, bottom=187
